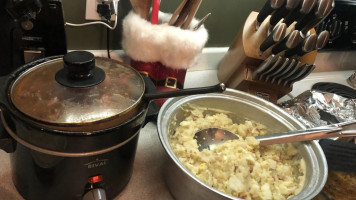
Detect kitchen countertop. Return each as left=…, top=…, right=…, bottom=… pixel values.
left=0, top=60, right=354, bottom=199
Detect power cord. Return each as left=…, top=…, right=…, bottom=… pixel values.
left=65, top=15, right=118, bottom=30
left=107, top=27, right=111, bottom=58
left=97, top=2, right=113, bottom=58
left=65, top=0, right=119, bottom=58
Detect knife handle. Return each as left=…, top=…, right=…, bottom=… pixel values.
left=265, top=58, right=290, bottom=82
left=270, top=59, right=296, bottom=83
left=286, top=64, right=316, bottom=86
left=295, top=0, right=334, bottom=34
left=283, top=10, right=301, bottom=26
left=252, top=55, right=277, bottom=79
left=316, top=30, right=330, bottom=49
left=297, top=34, right=317, bottom=56
left=259, top=57, right=284, bottom=81
left=276, top=61, right=301, bottom=85
left=269, top=8, right=288, bottom=26
left=271, top=30, right=301, bottom=55
left=284, top=33, right=317, bottom=57
left=257, top=0, right=285, bottom=25
left=280, top=64, right=306, bottom=86
left=269, top=0, right=301, bottom=26
left=284, top=44, right=302, bottom=58
left=283, top=0, right=317, bottom=26
left=259, top=23, right=287, bottom=53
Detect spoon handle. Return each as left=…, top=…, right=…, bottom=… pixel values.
left=256, top=123, right=356, bottom=146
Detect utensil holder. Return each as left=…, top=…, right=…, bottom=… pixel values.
left=218, top=12, right=318, bottom=103
left=122, top=11, right=208, bottom=107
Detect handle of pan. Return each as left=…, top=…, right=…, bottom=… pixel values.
left=143, top=83, right=226, bottom=101
left=0, top=108, right=16, bottom=153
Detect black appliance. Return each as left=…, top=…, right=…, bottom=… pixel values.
left=316, top=0, right=356, bottom=51
left=0, top=0, right=67, bottom=76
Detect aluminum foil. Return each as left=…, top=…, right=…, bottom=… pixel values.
left=278, top=90, right=356, bottom=128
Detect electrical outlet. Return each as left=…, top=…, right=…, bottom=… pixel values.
left=85, top=0, right=115, bottom=21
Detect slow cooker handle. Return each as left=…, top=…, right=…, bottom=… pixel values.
left=0, top=109, right=16, bottom=153
left=143, top=100, right=159, bottom=127
left=141, top=74, right=159, bottom=126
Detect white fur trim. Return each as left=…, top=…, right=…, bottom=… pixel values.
left=122, top=11, right=208, bottom=69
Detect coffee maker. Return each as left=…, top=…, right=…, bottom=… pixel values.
left=0, top=0, right=67, bottom=76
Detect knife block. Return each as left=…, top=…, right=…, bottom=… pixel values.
left=218, top=11, right=317, bottom=103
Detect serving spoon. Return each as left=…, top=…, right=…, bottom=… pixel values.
left=194, top=121, right=356, bottom=151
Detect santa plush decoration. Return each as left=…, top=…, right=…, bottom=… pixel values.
left=122, top=11, right=209, bottom=107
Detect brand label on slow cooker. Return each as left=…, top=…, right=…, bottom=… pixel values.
left=84, top=158, right=109, bottom=169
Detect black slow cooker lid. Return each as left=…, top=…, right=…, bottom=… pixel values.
left=10, top=51, right=145, bottom=125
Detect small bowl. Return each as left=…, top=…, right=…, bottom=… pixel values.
left=157, top=89, right=327, bottom=200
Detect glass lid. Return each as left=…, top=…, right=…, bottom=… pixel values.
left=10, top=53, right=145, bottom=125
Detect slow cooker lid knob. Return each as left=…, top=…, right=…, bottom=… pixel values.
left=55, top=51, right=106, bottom=88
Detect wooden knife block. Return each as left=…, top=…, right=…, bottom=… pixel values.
left=218, top=11, right=317, bottom=103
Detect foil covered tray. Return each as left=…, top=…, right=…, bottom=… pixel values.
left=279, top=83, right=356, bottom=199
left=279, top=90, right=356, bottom=128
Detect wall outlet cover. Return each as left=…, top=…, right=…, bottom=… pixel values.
left=85, top=0, right=115, bottom=21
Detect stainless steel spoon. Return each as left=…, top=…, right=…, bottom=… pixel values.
left=194, top=121, right=356, bottom=151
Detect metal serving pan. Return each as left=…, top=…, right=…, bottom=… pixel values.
left=157, top=88, right=327, bottom=200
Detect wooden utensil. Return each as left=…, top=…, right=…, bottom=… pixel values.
left=171, top=0, right=203, bottom=29
left=181, top=0, right=202, bottom=29
left=168, top=0, right=189, bottom=25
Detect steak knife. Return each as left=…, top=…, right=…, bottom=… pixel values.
left=256, top=0, right=285, bottom=30
left=295, top=0, right=335, bottom=34
left=269, top=0, right=302, bottom=27
left=284, top=64, right=316, bottom=86
left=277, top=61, right=302, bottom=85
left=252, top=55, right=278, bottom=80
left=259, top=23, right=287, bottom=54
left=265, top=58, right=291, bottom=82
left=281, top=64, right=308, bottom=86
left=284, top=33, right=317, bottom=57
left=258, top=56, right=284, bottom=81
left=283, top=0, right=317, bottom=27
left=270, top=59, right=296, bottom=83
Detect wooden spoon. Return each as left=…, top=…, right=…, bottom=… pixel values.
left=168, top=0, right=190, bottom=25
left=172, top=0, right=192, bottom=27
left=181, top=0, right=202, bottom=29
